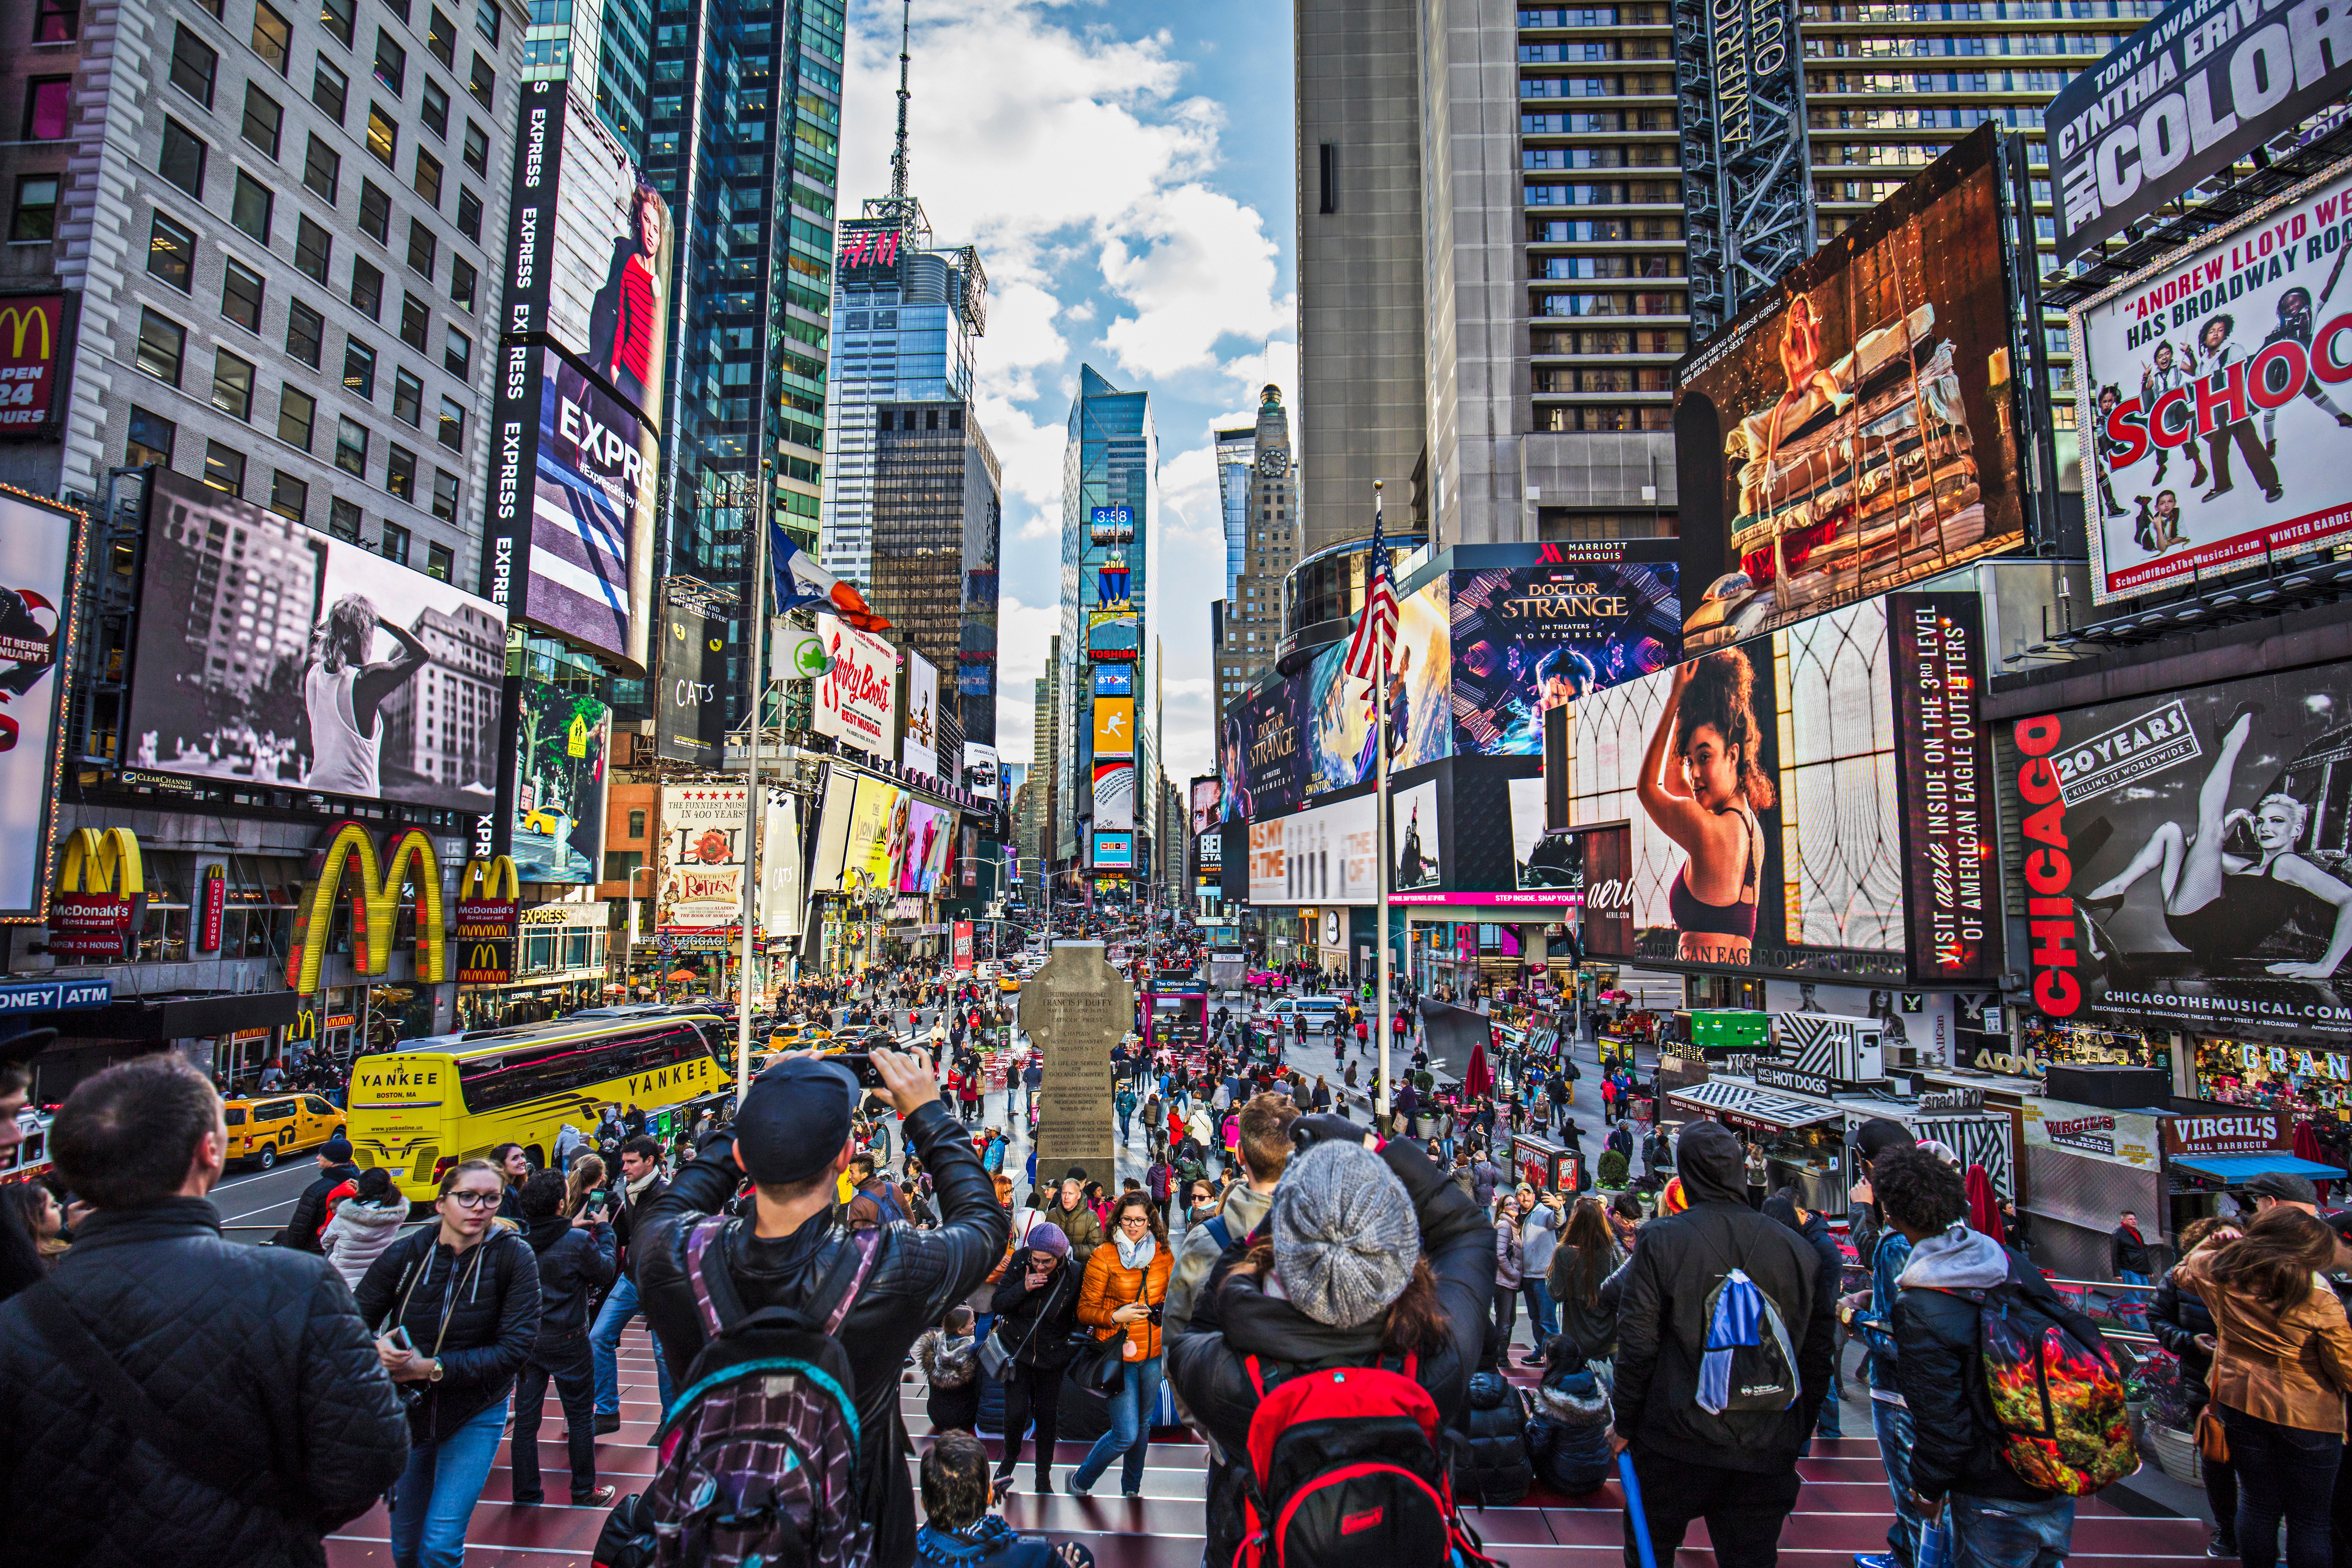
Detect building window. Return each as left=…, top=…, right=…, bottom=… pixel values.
left=430, top=468, right=458, bottom=521
left=386, top=442, right=416, bottom=499
left=221, top=257, right=265, bottom=330
left=365, top=104, right=397, bottom=167
left=474, top=0, right=499, bottom=44
left=427, top=7, right=456, bottom=66
left=146, top=209, right=197, bottom=292
left=267, top=469, right=307, bottom=523
left=399, top=293, right=429, bottom=350
left=34, top=0, right=79, bottom=42
left=251, top=1, right=292, bottom=73
left=454, top=186, right=481, bottom=241
left=303, top=133, right=339, bottom=201
left=170, top=25, right=219, bottom=107
left=231, top=169, right=273, bottom=242
left=203, top=441, right=246, bottom=496
left=125, top=405, right=176, bottom=468
left=312, top=55, right=348, bottom=122
left=9, top=176, right=60, bottom=243
left=327, top=495, right=362, bottom=539
left=392, top=366, right=422, bottom=425
left=342, top=336, right=376, bottom=397
left=350, top=256, right=383, bottom=317
left=426, top=541, right=453, bottom=581
left=374, top=29, right=406, bottom=94
left=320, top=0, right=356, bottom=47
left=461, top=120, right=488, bottom=175
left=295, top=214, right=334, bottom=283
left=436, top=394, right=464, bottom=450
left=604, top=851, right=641, bottom=882
left=468, top=54, right=494, bottom=109
left=278, top=383, right=316, bottom=449
left=420, top=76, right=449, bottom=137
left=627, top=808, right=646, bottom=839
left=379, top=519, right=409, bottom=564
left=358, top=178, right=390, bottom=242
left=23, top=77, right=72, bottom=142
left=449, top=255, right=476, bottom=311
left=159, top=118, right=207, bottom=198
left=211, top=350, right=256, bottom=419
left=443, top=324, right=470, bottom=378
left=334, top=414, right=368, bottom=475
left=240, top=82, right=283, bottom=158
left=135, top=308, right=187, bottom=386
left=406, top=219, right=436, bottom=278
left=285, top=298, right=325, bottom=367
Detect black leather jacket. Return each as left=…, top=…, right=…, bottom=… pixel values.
left=636, top=1102, right=1007, bottom=1568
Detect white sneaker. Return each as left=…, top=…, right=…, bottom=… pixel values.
left=1067, top=1473, right=1094, bottom=1498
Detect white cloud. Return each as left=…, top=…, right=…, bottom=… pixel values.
left=989, top=594, right=1065, bottom=768
left=1100, top=185, right=1291, bottom=380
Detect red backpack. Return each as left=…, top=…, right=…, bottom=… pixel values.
left=1238, top=1353, right=1499, bottom=1568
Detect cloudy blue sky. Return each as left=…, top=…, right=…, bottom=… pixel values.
left=834, top=0, right=1298, bottom=788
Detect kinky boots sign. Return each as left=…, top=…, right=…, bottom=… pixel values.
left=1020, top=941, right=1126, bottom=1191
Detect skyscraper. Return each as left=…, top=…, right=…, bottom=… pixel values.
left=815, top=15, right=998, bottom=748
left=1296, top=0, right=2108, bottom=548
left=1211, top=387, right=1295, bottom=731
left=1216, top=423, right=1253, bottom=600
left=1058, top=366, right=1158, bottom=886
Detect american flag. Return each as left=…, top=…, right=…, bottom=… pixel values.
left=1341, top=492, right=1397, bottom=682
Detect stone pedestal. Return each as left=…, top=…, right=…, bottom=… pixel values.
left=1020, top=940, right=1126, bottom=1192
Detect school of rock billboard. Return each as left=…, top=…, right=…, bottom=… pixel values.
left=2075, top=158, right=2352, bottom=604
left=2006, top=662, right=2352, bottom=1038
left=1673, top=126, right=2025, bottom=658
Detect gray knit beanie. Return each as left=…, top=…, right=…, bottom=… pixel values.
left=1270, top=1140, right=1418, bottom=1330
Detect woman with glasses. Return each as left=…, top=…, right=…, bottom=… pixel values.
left=1068, top=1192, right=1174, bottom=1497
left=357, top=1159, right=542, bottom=1568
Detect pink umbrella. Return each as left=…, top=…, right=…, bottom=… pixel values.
left=1464, top=1037, right=1494, bottom=1100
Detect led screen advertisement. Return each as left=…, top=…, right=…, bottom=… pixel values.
left=1093, top=760, right=1136, bottom=831
left=1247, top=791, right=1379, bottom=907
left=2075, top=160, right=2352, bottom=605
left=659, top=784, right=747, bottom=930
left=898, top=802, right=950, bottom=894
left=1887, top=592, right=2000, bottom=983
left=2045, top=0, right=2352, bottom=266
left=2006, top=662, right=2352, bottom=1038
left=126, top=469, right=506, bottom=813
left=1559, top=596, right=1907, bottom=980
left=814, top=611, right=898, bottom=753
left=512, top=677, right=609, bottom=884
left=0, top=485, right=82, bottom=920
left=1189, top=776, right=1222, bottom=838
left=655, top=595, right=727, bottom=764
left=1674, top=126, right=2024, bottom=659
left=903, top=651, right=940, bottom=778
left=1219, top=678, right=1305, bottom=822
left=1092, top=696, right=1136, bottom=755
left=964, top=742, right=1001, bottom=800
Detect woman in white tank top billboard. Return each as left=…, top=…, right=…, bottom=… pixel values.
left=301, top=593, right=430, bottom=797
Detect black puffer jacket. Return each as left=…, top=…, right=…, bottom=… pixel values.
left=355, top=1224, right=542, bottom=1444
left=1167, top=1135, right=1493, bottom=1568
left=1610, top=1121, right=1833, bottom=1472
left=278, top=1161, right=358, bottom=1252
left=1455, top=1371, right=1532, bottom=1505
left=1895, top=1249, right=2084, bottom=1504
left=2149, top=1261, right=2221, bottom=1409
left=988, top=1252, right=1083, bottom=1369
left=523, top=1215, right=615, bottom=1338
left=0, top=1198, right=410, bottom=1566
left=636, top=1101, right=1008, bottom=1568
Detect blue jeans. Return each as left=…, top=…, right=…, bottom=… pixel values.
left=390, top=1397, right=508, bottom=1568
left=1521, top=1278, right=1557, bottom=1351
left=2222, top=1404, right=2343, bottom=1568
left=1872, top=1396, right=1925, bottom=1568
left=2116, top=1269, right=2151, bottom=1327
left=591, top=1273, right=675, bottom=1419
left=1942, top=1491, right=2076, bottom=1568
left=1071, top=1353, right=1163, bottom=1494
left=1118, top=1112, right=1131, bottom=1142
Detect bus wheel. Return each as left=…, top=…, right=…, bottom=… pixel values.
left=258, top=1142, right=278, bottom=1170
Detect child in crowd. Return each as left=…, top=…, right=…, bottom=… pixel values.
left=916, top=1431, right=1095, bottom=1568
left=915, top=1305, right=980, bottom=1432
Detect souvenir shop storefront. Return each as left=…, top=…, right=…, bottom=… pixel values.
left=2187, top=1034, right=2352, bottom=1181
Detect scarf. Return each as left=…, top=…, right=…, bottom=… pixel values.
left=624, top=1167, right=662, bottom=1204
left=1116, top=1230, right=1156, bottom=1270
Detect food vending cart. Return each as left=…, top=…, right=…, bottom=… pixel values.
left=1511, top=1133, right=1583, bottom=1197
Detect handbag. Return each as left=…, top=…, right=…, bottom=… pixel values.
left=2195, top=1405, right=2229, bottom=1463
left=981, top=1261, right=1065, bottom=1381
left=1066, top=1259, right=1151, bottom=1396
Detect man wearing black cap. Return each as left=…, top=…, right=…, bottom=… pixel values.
left=275, top=1132, right=361, bottom=1251
left=2241, top=1170, right=2321, bottom=1216
left=636, top=1045, right=1006, bottom=1568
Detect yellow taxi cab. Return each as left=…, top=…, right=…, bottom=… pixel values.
left=223, top=1093, right=347, bottom=1170
left=998, top=975, right=1022, bottom=993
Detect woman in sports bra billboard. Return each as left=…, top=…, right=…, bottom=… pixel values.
left=1637, top=648, right=1775, bottom=966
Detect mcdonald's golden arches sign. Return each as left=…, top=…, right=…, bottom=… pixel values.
left=286, top=821, right=447, bottom=993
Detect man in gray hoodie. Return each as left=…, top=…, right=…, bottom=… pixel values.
left=1162, top=1092, right=1297, bottom=1336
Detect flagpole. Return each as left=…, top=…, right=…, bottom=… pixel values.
left=737, top=463, right=772, bottom=1106
left=1374, top=480, right=1391, bottom=1135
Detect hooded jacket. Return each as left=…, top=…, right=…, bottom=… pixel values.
left=1609, top=1121, right=1833, bottom=1472
left=319, top=1192, right=409, bottom=1289
left=1544, top=1241, right=1628, bottom=1361
left=636, top=1103, right=1008, bottom=1568
left=1527, top=1358, right=1615, bottom=1494
left=1165, top=1181, right=1271, bottom=1338
left=1166, top=1135, right=1492, bottom=1568
left=1764, top=1194, right=1844, bottom=1334
left=0, top=1198, right=410, bottom=1567
left=277, top=1161, right=359, bottom=1253
left=521, top=1215, right=615, bottom=1338
left=354, top=1225, right=542, bottom=1445
left=1455, top=1370, right=1532, bottom=1505
left=1893, top=1226, right=2089, bottom=1504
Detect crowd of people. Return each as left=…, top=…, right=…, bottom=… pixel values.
left=0, top=941, right=2340, bottom=1568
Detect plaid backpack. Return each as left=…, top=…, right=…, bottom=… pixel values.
left=595, top=1219, right=880, bottom=1568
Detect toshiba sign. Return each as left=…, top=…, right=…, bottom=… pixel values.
left=2163, top=1111, right=2292, bottom=1160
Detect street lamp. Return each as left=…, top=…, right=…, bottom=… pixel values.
left=616, top=864, right=657, bottom=1001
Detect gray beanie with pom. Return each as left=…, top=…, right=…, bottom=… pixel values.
left=1270, top=1140, right=1419, bottom=1330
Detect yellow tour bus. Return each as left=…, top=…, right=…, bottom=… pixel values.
left=346, top=1006, right=733, bottom=1202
